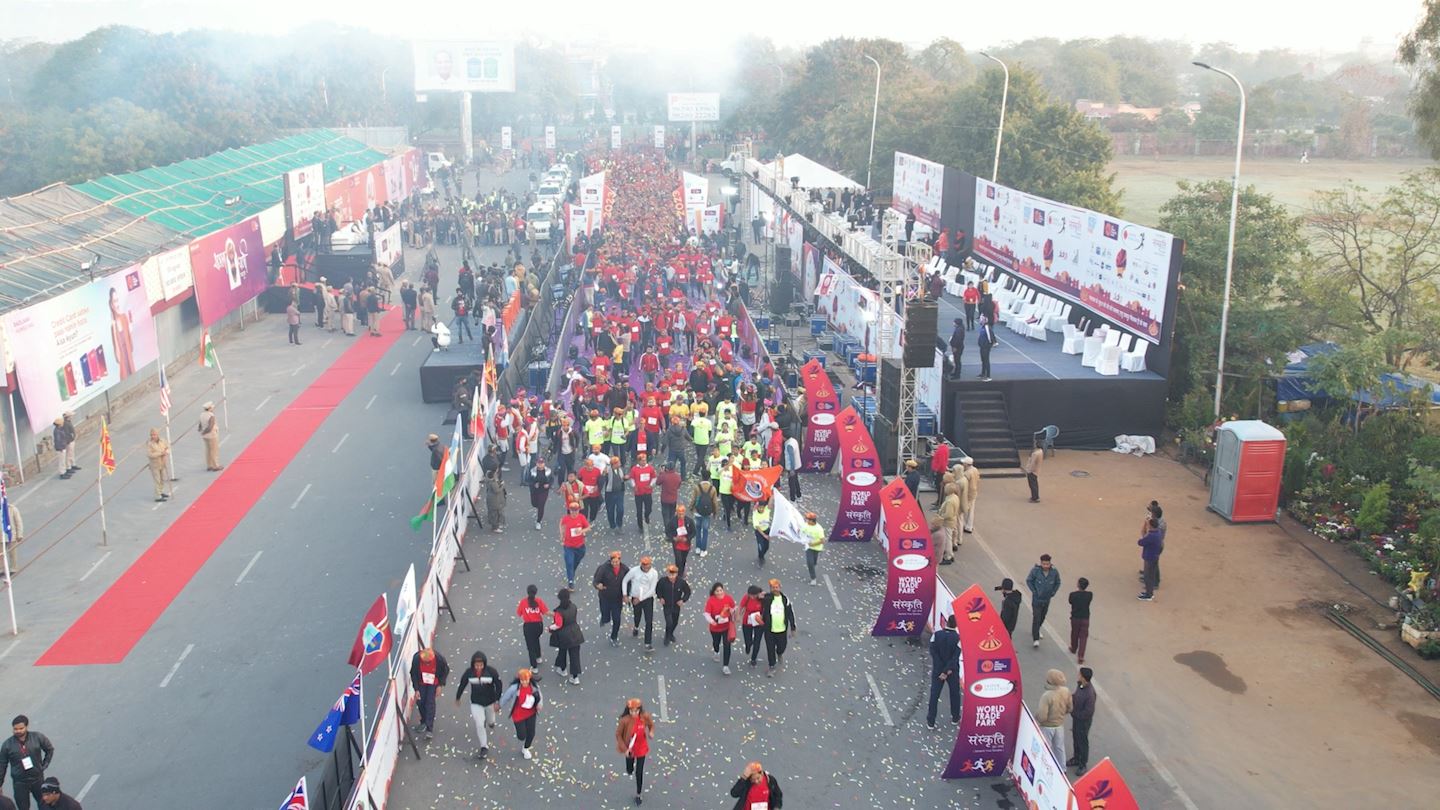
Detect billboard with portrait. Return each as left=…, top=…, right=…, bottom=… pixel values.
left=188, top=216, right=269, bottom=326
left=413, top=41, right=516, bottom=93
left=284, top=163, right=325, bottom=238
left=892, top=152, right=945, bottom=230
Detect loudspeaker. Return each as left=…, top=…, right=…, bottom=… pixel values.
left=771, top=247, right=794, bottom=315
left=904, top=300, right=939, bottom=367
left=775, top=246, right=792, bottom=276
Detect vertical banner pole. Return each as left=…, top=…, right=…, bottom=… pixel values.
left=2, top=501, right=18, bottom=635
left=96, top=456, right=108, bottom=547
left=7, top=393, right=23, bottom=485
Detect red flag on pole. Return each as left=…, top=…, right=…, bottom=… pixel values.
left=347, top=594, right=391, bottom=674
left=99, top=419, right=117, bottom=475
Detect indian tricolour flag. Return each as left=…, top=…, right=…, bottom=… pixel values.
left=199, top=331, right=220, bottom=369
left=410, top=420, right=462, bottom=531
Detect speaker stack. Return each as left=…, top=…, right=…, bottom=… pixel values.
left=903, top=300, right=939, bottom=368
left=771, top=246, right=794, bottom=315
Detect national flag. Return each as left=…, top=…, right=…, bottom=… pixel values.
left=394, top=563, right=418, bottom=641
left=732, top=465, right=782, bottom=503
left=200, top=331, right=220, bottom=369
left=307, top=672, right=364, bottom=753
left=158, top=366, right=172, bottom=418
left=279, top=776, right=308, bottom=810
left=410, top=420, right=462, bottom=531
left=1, top=479, right=13, bottom=544
left=347, top=594, right=391, bottom=674
left=99, top=419, right=116, bottom=475
left=770, top=491, right=809, bottom=545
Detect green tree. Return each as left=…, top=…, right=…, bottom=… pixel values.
left=1401, top=0, right=1440, bottom=158
left=1105, top=37, right=1180, bottom=107
left=1052, top=40, right=1121, bottom=103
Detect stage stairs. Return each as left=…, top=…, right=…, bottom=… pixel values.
left=953, top=389, right=1024, bottom=478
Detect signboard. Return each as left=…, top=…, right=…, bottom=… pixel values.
left=545, top=126, right=556, bottom=149
left=1009, top=703, right=1073, bottom=810
left=1071, top=759, right=1140, bottom=810
left=188, top=216, right=268, bottom=327
left=284, top=163, right=325, bottom=238
left=943, top=584, right=1023, bottom=779
left=500, top=126, right=512, bottom=150
left=139, top=246, right=194, bottom=307
left=814, top=263, right=881, bottom=356
left=799, top=358, right=838, bottom=472
left=653, top=125, right=666, bottom=148
left=667, top=92, right=720, bottom=121
left=872, top=477, right=935, bottom=635
left=578, top=172, right=606, bottom=211
left=832, top=406, right=881, bottom=543
left=383, top=154, right=406, bottom=204
left=972, top=179, right=1176, bottom=343
left=258, top=203, right=287, bottom=247
left=412, top=40, right=516, bottom=93
left=375, top=223, right=403, bottom=268
left=682, top=172, right=709, bottom=210
left=892, top=152, right=945, bottom=230
left=4, top=265, right=159, bottom=428
left=610, top=126, right=622, bottom=149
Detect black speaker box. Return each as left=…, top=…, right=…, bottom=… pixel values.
left=904, top=300, right=939, bottom=367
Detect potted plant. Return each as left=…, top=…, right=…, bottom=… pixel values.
left=1401, top=601, right=1440, bottom=649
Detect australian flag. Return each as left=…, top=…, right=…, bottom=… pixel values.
left=307, top=673, right=363, bottom=753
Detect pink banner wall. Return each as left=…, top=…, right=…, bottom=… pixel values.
left=832, top=405, right=881, bottom=542
left=943, top=584, right=1023, bottom=779
left=871, top=478, right=935, bottom=635
left=188, top=216, right=268, bottom=326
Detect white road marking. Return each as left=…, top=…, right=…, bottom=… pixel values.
left=823, top=574, right=843, bottom=611
left=864, top=672, right=894, bottom=727
left=235, top=550, right=263, bottom=585
left=412, top=335, right=424, bottom=347
left=290, top=364, right=306, bottom=377
left=323, top=338, right=333, bottom=348
left=78, top=551, right=112, bottom=582
left=254, top=395, right=273, bottom=411
left=158, top=643, right=195, bottom=688
left=657, top=674, right=670, bottom=722
left=76, top=774, right=100, bottom=801
left=390, top=361, right=403, bottom=376
left=364, top=394, right=377, bottom=410
left=11, top=476, right=52, bottom=504
left=332, top=433, right=350, bottom=453
left=290, top=483, right=313, bottom=509
left=0, top=638, right=21, bottom=663
left=966, top=528, right=1200, bottom=810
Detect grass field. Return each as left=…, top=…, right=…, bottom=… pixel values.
left=1109, top=156, right=1436, bottom=226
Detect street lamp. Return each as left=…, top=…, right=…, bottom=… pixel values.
left=1193, top=61, right=1245, bottom=419
left=979, top=52, right=1009, bottom=183
left=862, top=54, right=881, bottom=189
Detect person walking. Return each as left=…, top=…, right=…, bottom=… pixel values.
left=976, top=315, right=996, bottom=381
left=1138, top=518, right=1162, bottom=601
left=549, top=588, right=584, bottom=685
left=527, top=456, right=553, bottom=529
left=751, top=497, right=772, bottom=567
left=738, top=584, right=764, bottom=666
left=485, top=473, right=508, bottom=534
left=664, top=419, right=690, bottom=479
left=616, top=699, right=656, bottom=805
left=1023, top=440, right=1043, bottom=502
left=51, top=417, right=76, bottom=480
left=401, top=282, right=418, bottom=330
left=996, top=578, right=1022, bottom=638
left=593, top=551, right=629, bottom=647
left=286, top=299, right=302, bottom=344
left=801, top=512, right=825, bottom=586
left=1, top=715, right=53, bottom=810
left=1068, top=577, right=1093, bottom=663
left=199, top=402, right=222, bottom=471
left=760, top=578, right=796, bottom=677
left=366, top=287, right=383, bottom=337
left=1067, top=667, right=1096, bottom=774
left=146, top=428, right=170, bottom=502
left=666, top=505, right=697, bottom=577
left=947, top=318, right=966, bottom=380
left=926, top=614, right=961, bottom=728
left=498, top=668, right=543, bottom=760
left=690, top=405, right=712, bottom=475
left=656, top=564, right=691, bottom=647
left=630, top=452, right=656, bottom=536
left=1036, top=668, right=1072, bottom=765
left=729, top=761, right=783, bottom=809
left=1025, top=555, right=1061, bottom=648
left=689, top=481, right=718, bottom=557
left=516, top=585, right=549, bottom=668
left=408, top=646, right=450, bottom=740
left=704, top=582, right=737, bottom=675
left=623, top=556, right=660, bottom=651
left=603, top=455, right=628, bottom=530
left=783, top=434, right=802, bottom=502
left=960, top=456, right=980, bottom=534
left=455, top=650, right=503, bottom=759
left=559, top=500, right=591, bottom=589
left=657, top=462, right=682, bottom=528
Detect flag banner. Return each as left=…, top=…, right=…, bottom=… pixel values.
left=1, top=480, right=13, bottom=542
left=410, top=420, right=462, bottom=530
left=200, top=331, right=220, bottom=368
left=347, top=594, right=392, bottom=675
left=1009, top=702, right=1073, bottom=810
left=545, top=126, right=556, bottom=150
left=832, top=405, right=881, bottom=542
left=158, top=366, right=172, bottom=417
left=871, top=477, right=935, bottom=637
left=394, top=563, right=418, bottom=642
left=770, top=491, right=809, bottom=545
left=732, top=465, right=781, bottom=503
left=307, top=672, right=364, bottom=753
left=800, top=359, right=838, bottom=472
left=943, top=584, right=1023, bottom=779
left=1070, top=759, right=1139, bottom=810
left=279, top=776, right=307, bottom=810
left=99, top=419, right=116, bottom=475
left=501, top=126, right=512, bottom=150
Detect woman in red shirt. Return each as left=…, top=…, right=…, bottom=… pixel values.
left=516, top=584, right=549, bottom=668
left=704, top=582, right=738, bottom=675
left=615, top=698, right=655, bottom=805
left=739, top=585, right=765, bottom=667
left=499, top=667, right=543, bottom=760
left=729, top=761, right=783, bottom=809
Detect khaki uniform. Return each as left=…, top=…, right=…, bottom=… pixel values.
left=200, top=412, right=222, bottom=470
left=147, top=437, right=171, bottom=498
left=962, top=466, right=980, bottom=532
left=938, top=489, right=962, bottom=561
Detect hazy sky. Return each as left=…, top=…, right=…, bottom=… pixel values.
left=4, top=0, right=1425, bottom=54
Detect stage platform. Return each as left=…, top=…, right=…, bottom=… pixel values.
left=419, top=336, right=487, bottom=403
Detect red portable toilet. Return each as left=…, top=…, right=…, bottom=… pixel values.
left=1208, top=420, right=1286, bottom=523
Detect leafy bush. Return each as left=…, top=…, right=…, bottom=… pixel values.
left=1355, top=483, right=1392, bottom=536
left=1418, top=639, right=1440, bottom=660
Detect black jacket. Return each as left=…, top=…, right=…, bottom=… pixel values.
left=729, top=773, right=783, bottom=809
left=409, top=651, right=450, bottom=692
left=759, top=592, right=797, bottom=633
left=656, top=576, right=691, bottom=611
left=1000, top=590, right=1022, bottom=631
left=665, top=516, right=698, bottom=546
left=0, top=730, right=53, bottom=783
left=1071, top=682, right=1097, bottom=722
left=551, top=602, right=584, bottom=648
left=455, top=664, right=503, bottom=706
left=929, top=627, right=960, bottom=677
left=593, top=560, right=630, bottom=602
left=429, top=443, right=445, bottom=471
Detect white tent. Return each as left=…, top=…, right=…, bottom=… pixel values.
left=764, top=154, right=865, bottom=192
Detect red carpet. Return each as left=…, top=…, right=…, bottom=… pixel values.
left=37, top=311, right=406, bottom=666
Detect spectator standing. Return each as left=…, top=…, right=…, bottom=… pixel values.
left=286, top=300, right=302, bottom=344
left=976, top=315, right=996, bottom=381
left=51, top=417, right=76, bottom=480
left=1068, top=667, right=1096, bottom=774
left=948, top=318, right=966, bottom=380
left=1068, top=578, right=1092, bottom=664
left=1025, top=555, right=1061, bottom=648
left=199, top=402, right=222, bottom=471
left=960, top=457, right=980, bottom=534
left=996, top=577, right=1022, bottom=638
left=146, top=428, right=170, bottom=503
left=485, top=474, right=508, bottom=534
left=1, top=715, right=54, bottom=810
left=34, top=779, right=76, bottom=810
left=1138, top=518, right=1162, bottom=601
left=1036, top=669, right=1072, bottom=765
left=1023, top=440, right=1043, bottom=502
left=926, top=615, right=961, bottom=729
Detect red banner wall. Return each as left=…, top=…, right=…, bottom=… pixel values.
left=871, top=478, right=935, bottom=636
left=832, top=405, right=881, bottom=542
left=942, top=584, right=1023, bottom=779
left=1071, top=759, right=1140, bottom=810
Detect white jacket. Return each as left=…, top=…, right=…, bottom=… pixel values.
left=622, top=566, right=660, bottom=601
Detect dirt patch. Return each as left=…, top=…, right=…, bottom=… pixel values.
left=1174, top=650, right=1248, bottom=694
left=1396, top=712, right=1440, bottom=758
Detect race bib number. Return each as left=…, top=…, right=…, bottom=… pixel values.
left=676, top=527, right=687, bottom=536
left=639, top=473, right=651, bottom=484
left=522, top=695, right=536, bottom=709
left=421, top=672, right=436, bottom=685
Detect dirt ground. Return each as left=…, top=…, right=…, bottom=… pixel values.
left=965, top=448, right=1440, bottom=808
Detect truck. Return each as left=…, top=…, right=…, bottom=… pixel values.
left=526, top=201, right=558, bottom=243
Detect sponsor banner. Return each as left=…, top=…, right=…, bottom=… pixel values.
left=578, top=172, right=607, bottom=210
left=943, top=584, right=1023, bottom=779
left=682, top=172, right=709, bottom=210
left=872, top=477, right=935, bottom=635
left=666, top=92, right=720, bottom=122
left=815, top=261, right=881, bottom=353
left=284, top=163, right=325, bottom=238
left=892, top=152, right=945, bottom=230
left=258, top=203, right=287, bottom=247
left=801, top=241, right=820, bottom=293
left=653, top=125, right=665, bottom=148
left=566, top=204, right=595, bottom=252
left=610, top=125, right=622, bottom=149
left=1010, top=703, right=1073, bottom=810
left=973, top=179, right=1175, bottom=343
left=832, top=405, right=881, bottom=543
left=500, top=126, right=512, bottom=150
left=545, top=126, right=556, bottom=149
left=917, top=347, right=944, bottom=415
left=1070, top=759, right=1139, bottom=810
left=139, top=246, right=194, bottom=308
left=689, top=205, right=722, bottom=235
left=412, top=40, right=516, bottom=93
left=799, top=358, right=838, bottom=472
left=384, top=154, right=406, bottom=203
left=188, top=216, right=268, bottom=326
left=375, top=223, right=403, bottom=268
left=4, top=264, right=159, bottom=428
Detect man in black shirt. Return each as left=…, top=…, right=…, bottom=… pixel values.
left=1068, top=577, right=1093, bottom=664
left=995, top=578, right=1021, bottom=638
left=1068, top=667, right=1096, bottom=774
left=1, top=716, right=54, bottom=810
left=926, top=615, right=961, bottom=728
left=948, top=318, right=966, bottom=380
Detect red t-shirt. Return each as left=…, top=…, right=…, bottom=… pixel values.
left=746, top=775, right=771, bottom=808
left=672, top=519, right=691, bottom=551
left=630, top=464, right=656, bottom=495
left=705, top=594, right=735, bottom=633
left=657, top=335, right=672, bottom=355
left=578, top=466, right=602, bottom=498
left=626, top=720, right=650, bottom=757
left=963, top=287, right=980, bottom=304
left=717, top=316, right=733, bottom=338
left=640, top=405, right=665, bottom=433
left=512, top=684, right=538, bottom=721
left=560, top=513, right=590, bottom=548
left=516, top=597, right=549, bottom=623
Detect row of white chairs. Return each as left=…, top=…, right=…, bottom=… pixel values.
left=1062, top=320, right=1149, bottom=375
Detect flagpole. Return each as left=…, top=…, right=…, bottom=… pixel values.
left=215, top=353, right=229, bottom=431
left=357, top=668, right=368, bottom=766
left=96, top=437, right=108, bottom=548
left=1, top=496, right=18, bottom=635
left=6, top=393, right=23, bottom=485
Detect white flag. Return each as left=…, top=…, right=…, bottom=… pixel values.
left=770, top=491, right=809, bottom=545
left=394, top=563, right=418, bottom=642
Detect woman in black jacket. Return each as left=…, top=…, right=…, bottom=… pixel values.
left=454, top=650, right=503, bottom=759
left=729, top=761, right=783, bottom=809
left=550, top=588, right=585, bottom=685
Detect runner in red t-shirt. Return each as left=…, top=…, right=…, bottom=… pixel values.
left=559, top=501, right=591, bottom=587
left=630, top=453, right=657, bottom=534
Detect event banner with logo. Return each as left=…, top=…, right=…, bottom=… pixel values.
left=871, top=478, right=935, bottom=635
left=188, top=216, right=269, bottom=326
left=545, top=126, right=557, bottom=149
left=800, top=358, right=838, bottom=472
left=832, top=405, right=881, bottom=543
left=611, top=126, right=622, bottom=149
left=500, top=126, right=512, bottom=150
left=1010, top=703, right=1072, bottom=810
left=892, top=152, right=945, bottom=230
left=943, top=584, right=1022, bottom=779
left=5, top=264, right=159, bottom=428
left=682, top=172, right=708, bottom=211
left=653, top=125, right=665, bottom=148
left=815, top=262, right=881, bottom=354
left=139, top=246, right=194, bottom=309
left=327, top=165, right=388, bottom=226
left=284, top=163, right=325, bottom=238
left=972, top=179, right=1176, bottom=343
left=1071, top=759, right=1139, bottom=810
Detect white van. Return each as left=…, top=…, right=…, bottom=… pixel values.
left=537, top=180, right=566, bottom=205
left=544, top=164, right=571, bottom=185
left=526, top=201, right=558, bottom=242
left=427, top=152, right=452, bottom=173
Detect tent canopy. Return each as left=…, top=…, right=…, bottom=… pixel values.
left=1276, top=341, right=1440, bottom=408
left=765, top=154, right=865, bottom=192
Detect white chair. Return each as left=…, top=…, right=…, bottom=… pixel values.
left=1063, top=320, right=1088, bottom=354
left=1096, top=329, right=1123, bottom=376
left=1024, top=300, right=1053, bottom=340
left=1121, top=334, right=1148, bottom=372
left=1081, top=327, right=1108, bottom=367
left=1046, top=303, right=1071, bottom=333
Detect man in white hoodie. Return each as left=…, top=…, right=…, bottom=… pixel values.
left=622, top=556, right=661, bottom=652
left=1036, top=668, right=1072, bottom=765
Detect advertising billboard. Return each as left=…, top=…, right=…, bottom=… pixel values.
left=412, top=41, right=516, bottom=93
left=139, top=246, right=194, bottom=308
left=666, top=92, right=720, bottom=122
left=284, top=163, right=325, bottom=238
left=188, top=216, right=269, bottom=327
left=892, top=152, right=945, bottom=230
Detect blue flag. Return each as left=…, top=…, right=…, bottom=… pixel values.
left=307, top=673, right=363, bottom=753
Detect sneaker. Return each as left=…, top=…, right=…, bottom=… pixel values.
left=698, top=550, right=708, bottom=558
left=645, top=644, right=654, bottom=652
left=535, top=521, right=542, bottom=529
left=570, top=676, right=580, bottom=685
left=635, top=797, right=643, bottom=805
left=1032, top=640, right=1040, bottom=649
left=749, top=659, right=758, bottom=667
left=1137, top=593, right=1154, bottom=601
left=722, top=665, right=731, bottom=675
left=610, top=639, right=620, bottom=647
left=479, top=747, right=488, bottom=759
left=766, top=666, right=774, bottom=678
left=633, top=628, right=640, bottom=638
left=809, top=579, right=818, bottom=586
left=713, top=653, right=722, bottom=662
left=522, top=748, right=532, bottom=760
left=927, top=721, right=936, bottom=729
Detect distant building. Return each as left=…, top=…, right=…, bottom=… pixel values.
left=1075, top=100, right=1201, bottom=123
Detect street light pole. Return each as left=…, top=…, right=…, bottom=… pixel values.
left=862, top=54, right=881, bottom=189
left=979, top=52, right=1009, bottom=182
left=1194, top=61, right=1246, bottom=419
